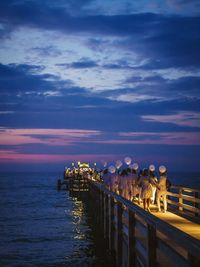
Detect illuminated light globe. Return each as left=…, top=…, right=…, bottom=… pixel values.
left=115, top=160, right=122, bottom=169
left=149, top=164, right=155, bottom=172
left=108, top=165, right=116, bottom=174
left=159, top=165, right=166, bottom=174
left=132, top=163, right=139, bottom=170
left=124, top=156, right=132, bottom=165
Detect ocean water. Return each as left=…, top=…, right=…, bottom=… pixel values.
left=0, top=171, right=199, bottom=267
left=0, top=172, right=109, bottom=267
left=169, top=171, right=200, bottom=189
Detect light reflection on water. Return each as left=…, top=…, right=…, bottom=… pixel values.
left=0, top=172, right=110, bottom=267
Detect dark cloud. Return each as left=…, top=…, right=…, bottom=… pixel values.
left=58, top=58, right=98, bottom=69
left=124, top=74, right=200, bottom=96
left=124, top=75, right=167, bottom=84
left=169, top=76, right=200, bottom=92
left=112, top=15, right=200, bottom=68
left=1, top=1, right=200, bottom=68
left=0, top=63, right=60, bottom=93
left=31, top=46, right=62, bottom=57
left=86, top=38, right=111, bottom=52
left=0, top=1, right=197, bottom=36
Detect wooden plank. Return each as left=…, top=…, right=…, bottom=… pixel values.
left=117, top=201, right=123, bottom=267
left=135, top=239, right=147, bottom=263
left=110, top=196, right=115, bottom=252
left=122, top=209, right=129, bottom=227
left=128, top=209, right=136, bottom=267
left=135, top=220, right=147, bottom=238
left=167, top=199, right=200, bottom=214
left=171, top=186, right=200, bottom=193
left=167, top=192, right=200, bottom=204
left=157, top=237, right=187, bottom=267
left=105, top=194, right=109, bottom=242
left=147, top=223, right=156, bottom=267
left=101, top=191, right=104, bottom=232
left=194, top=192, right=199, bottom=217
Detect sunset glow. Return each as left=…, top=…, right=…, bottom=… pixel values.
left=0, top=1, right=200, bottom=171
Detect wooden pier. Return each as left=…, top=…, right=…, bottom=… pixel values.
left=58, top=175, right=200, bottom=267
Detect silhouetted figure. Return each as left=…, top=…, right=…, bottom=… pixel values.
left=157, top=165, right=168, bottom=213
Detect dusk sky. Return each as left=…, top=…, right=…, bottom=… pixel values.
left=0, top=0, right=200, bottom=172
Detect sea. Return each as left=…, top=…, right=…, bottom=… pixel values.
left=0, top=171, right=199, bottom=267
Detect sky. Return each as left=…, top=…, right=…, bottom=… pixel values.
left=0, top=0, right=200, bottom=172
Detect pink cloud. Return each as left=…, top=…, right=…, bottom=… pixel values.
left=118, top=131, right=200, bottom=145
left=0, top=128, right=101, bottom=146
left=0, top=150, right=121, bottom=163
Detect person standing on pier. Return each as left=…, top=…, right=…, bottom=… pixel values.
left=138, top=168, right=152, bottom=212
left=108, top=165, right=118, bottom=193
left=148, top=165, right=158, bottom=204
left=126, top=167, right=133, bottom=200
left=129, top=163, right=139, bottom=202
left=156, top=165, right=168, bottom=213
left=119, top=169, right=128, bottom=198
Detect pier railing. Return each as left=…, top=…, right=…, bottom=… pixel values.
left=89, top=181, right=200, bottom=267
left=167, top=186, right=200, bottom=218
left=61, top=175, right=200, bottom=221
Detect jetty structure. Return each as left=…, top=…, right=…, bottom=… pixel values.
left=57, top=162, right=200, bottom=267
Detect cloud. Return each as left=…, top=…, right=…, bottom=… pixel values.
left=142, top=111, right=200, bottom=128
left=0, top=63, right=57, bottom=93
left=58, top=58, right=98, bottom=69
left=1, top=1, right=200, bottom=71
left=0, top=150, right=120, bottom=163
left=31, top=46, right=62, bottom=57
left=118, top=131, right=200, bottom=145
left=108, top=93, right=165, bottom=103
left=0, top=128, right=102, bottom=146
left=105, top=74, right=200, bottom=105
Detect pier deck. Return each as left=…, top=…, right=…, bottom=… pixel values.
left=89, top=181, right=200, bottom=267
left=58, top=175, right=200, bottom=266
left=137, top=202, right=200, bottom=240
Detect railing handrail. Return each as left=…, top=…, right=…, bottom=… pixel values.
left=170, top=185, right=200, bottom=193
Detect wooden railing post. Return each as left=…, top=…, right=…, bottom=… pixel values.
left=128, top=209, right=136, bottom=267
left=179, top=188, right=183, bottom=211
left=110, top=196, right=115, bottom=251
left=105, top=193, right=109, bottom=242
left=92, top=184, right=100, bottom=224
left=101, top=191, right=105, bottom=232
left=98, top=187, right=101, bottom=218
left=117, top=201, right=123, bottom=267
left=147, top=223, right=156, bottom=267
left=110, top=196, right=116, bottom=264
left=194, top=191, right=199, bottom=217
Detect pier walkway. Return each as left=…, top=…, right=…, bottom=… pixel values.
left=146, top=204, right=200, bottom=241
left=90, top=181, right=200, bottom=267
left=58, top=175, right=200, bottom=267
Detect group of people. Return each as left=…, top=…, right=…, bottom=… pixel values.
left=101, top=161, right=171, bottom=213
